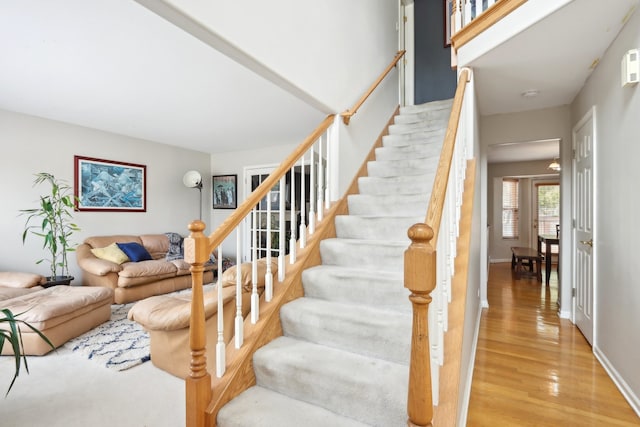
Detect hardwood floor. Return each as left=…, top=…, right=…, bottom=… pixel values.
left=467, top=262, right=639, bottom=426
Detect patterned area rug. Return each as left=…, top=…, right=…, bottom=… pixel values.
left=64, top=284, right=217, bottom=371
left=64, top=303, right=150, bottom=371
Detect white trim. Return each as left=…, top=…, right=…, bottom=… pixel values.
left=594, top=346, right=640, bottom=418
left=403, top=2, right=415, bottom=106
left=458, top=302, right=484, bottom=426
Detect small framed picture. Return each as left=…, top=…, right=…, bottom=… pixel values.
left=213, top=174, right=237, bottom=209
left=74, top=155, right=146, bottom=212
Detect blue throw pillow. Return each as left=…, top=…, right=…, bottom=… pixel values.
left=116, top=242, right=153, bottom=262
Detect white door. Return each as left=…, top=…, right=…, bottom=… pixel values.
left=572, top=107, right=595, bottom=345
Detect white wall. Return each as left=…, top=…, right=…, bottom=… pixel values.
left=0, top=109, right=211, bottom=284
left=571, top=8, right=640, bottom=412
left=152, top=0, right=400, bottom=113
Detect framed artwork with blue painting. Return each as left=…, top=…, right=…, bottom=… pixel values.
left=74, top=155, right=146, bottom=212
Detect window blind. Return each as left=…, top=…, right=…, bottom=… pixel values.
left=502, top=178, right=519, bottom=239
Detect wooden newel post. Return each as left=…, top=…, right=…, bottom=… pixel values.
left=184, top=220, right=212, bottom=427
left=404, top=223, right=436, bottom=427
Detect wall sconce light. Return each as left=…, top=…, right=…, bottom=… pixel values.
left=548, top=159, right=561, bottom=172
left=182, top=170, right=203, bottom=220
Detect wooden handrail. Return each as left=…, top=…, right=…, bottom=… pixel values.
left=424, top=68, right=470, bottom=241
left=450, top=0, right=527, bottom=50
left=404, top=67, right=470, bottom=427
left=340, top=50, right=405, bottom=125
left=204, top=114, right=335, bottom=255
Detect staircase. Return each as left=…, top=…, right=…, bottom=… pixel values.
left=217, top=99, right=453, bottom=427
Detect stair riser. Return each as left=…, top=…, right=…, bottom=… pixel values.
left=357, top=175, right=434, bottom=196
left=347, top=195, right=427, bottom=216
left=394, top=109, right=450, bottom=124
left=367, top=161, right=437, bottom=178
left=301, top=267, right=410, bottom=312
left=399, top=99, right=453, bottom=114
left=388, top=121, right=446, bottom=135
left=280, top=300, right=411, bottom=364
left=335, top=215, right=421, bottom=241
left=382, top=130, right=446, bottom=146
left=375, top=144, right=442, bottom=161
left=320, top=239, right=406, bottom=272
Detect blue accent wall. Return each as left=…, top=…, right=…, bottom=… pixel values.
left=414, top=0, right=457, bottom=104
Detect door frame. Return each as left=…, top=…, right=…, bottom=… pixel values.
left=571, top=106, right=597, bottom=344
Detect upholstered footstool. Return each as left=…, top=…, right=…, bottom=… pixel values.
left=1, top=285, right=114, bottom=355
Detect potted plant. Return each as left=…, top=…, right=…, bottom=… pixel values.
left=0, top=308, right=54, bottom=395
left=20, top=173, right=80, bottom=286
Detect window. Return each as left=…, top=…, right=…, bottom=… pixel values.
left=502, top=178, right=519, bottom=239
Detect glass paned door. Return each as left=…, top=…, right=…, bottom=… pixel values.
left=535, top=183, right=560, bottom=254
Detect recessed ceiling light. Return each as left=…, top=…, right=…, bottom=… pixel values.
left=521, top=89, right=539, bottom=98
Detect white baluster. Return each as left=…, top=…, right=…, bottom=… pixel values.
left=299, top=155, right=306, bottom=248
left=325, top=123, right=331, bottom=209
left=454, top=0, right=463, bottom=34
left=251, top=209, right=259, bottom=324
left=278, top=176, right=285, bottom=282
left=265, top=188, right=273, bottom=301
left=215, top=245, right=225, bottom=377
left=235, top=229, right=243, bottom=348
left=317, top=135, right=324, bottom=222
left=486, top=0, right=496, bottom=10
left=464, top=0, right=472, bottom=25
left=309, top=144, right=316, bottom=235
left=289, top=167, right=297, bottom=264
left=429, top=289, right=441, bottom=406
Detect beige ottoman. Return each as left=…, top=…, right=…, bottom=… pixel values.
left=1, top=285, right=114, bottom=355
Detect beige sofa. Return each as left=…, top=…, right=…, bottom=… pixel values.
left=0, top=271, right=113, bottom=355
left=128, top=258, right=277, bottom=378
left=76, top=234, right=215, bottom=304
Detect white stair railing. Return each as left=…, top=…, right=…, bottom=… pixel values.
left=209, top=118, right=335, bottom=378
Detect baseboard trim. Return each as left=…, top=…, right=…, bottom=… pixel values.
left=457, top=301, right=483, bottom=427
left=490, top=258, right=511, bottom=263
left=593, top=345, right=640, bottom=418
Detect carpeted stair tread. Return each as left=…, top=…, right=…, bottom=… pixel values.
left=375, top=142, right=443, bottom=161
left=335, top=215, right=422, bottom=241
left=399, top=98, right=453, bottom=115
left=393, top=108, right=451, bottom=124
left=388, top=120, right=448, bottom=135
left=217, top=386, right=370, bottom=427
left=367, top=157, right=438, bottom=178
left=320, top=238, right=407, bottom=272
left=253, top=336, right=409, bottom=426
left=357, top=173, right=435, bottom=196
left=347, top=193, right=428, bottom=216
left=280, top=297, right=411, bottom=364
left=382, top=129, right=445, bottom=146
left=301, top=265, right=410, bottom=312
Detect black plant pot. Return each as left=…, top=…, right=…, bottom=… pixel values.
left=43, top=276, right=74, bottom=288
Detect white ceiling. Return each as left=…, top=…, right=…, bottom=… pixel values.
left=0, top=1, right=325, bottom=154
left=469, top=0, right=638, bottom=163
left=0, top=0, right=637, bottom=160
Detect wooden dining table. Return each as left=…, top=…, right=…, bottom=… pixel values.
left=537, top=234, right=559, bottom=285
